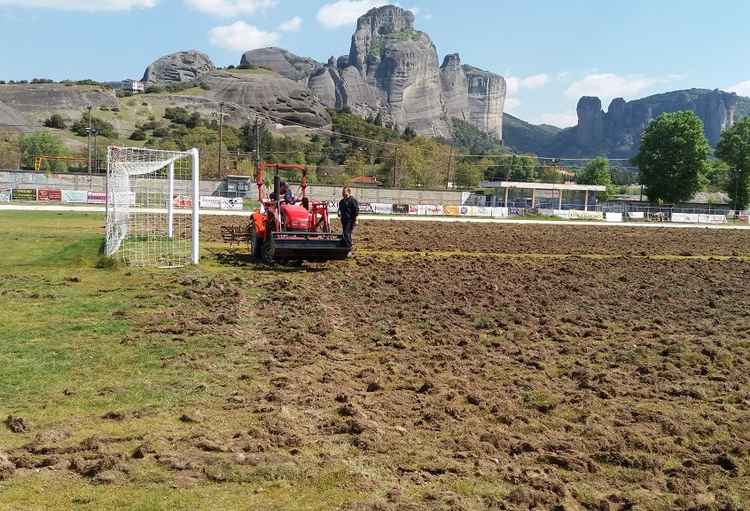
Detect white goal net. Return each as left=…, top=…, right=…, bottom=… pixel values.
left=105, top=146, right=200, bottom=267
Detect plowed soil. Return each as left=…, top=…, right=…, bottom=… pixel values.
left=201, top=217, right=750, bottom=257
left=190, top=218, right=750, bottom=509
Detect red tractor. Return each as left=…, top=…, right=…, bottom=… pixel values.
left=249, top=162, right=348, bottom=264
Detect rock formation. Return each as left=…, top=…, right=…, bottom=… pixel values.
left=137, top=6, right=506, bottom=139
left=0, top=84, right=117, bottom=126
left=143, top=51, right=215, bottom=83
left=0, top=99, right=28, bottom=129
left=511, top=89, right=750, bottom=158
left=241, top=48, right=322, bottom=83
left=202, top=71, right=331, bottom=128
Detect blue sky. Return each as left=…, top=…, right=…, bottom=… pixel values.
left=1, top=0, right=748, bottom=127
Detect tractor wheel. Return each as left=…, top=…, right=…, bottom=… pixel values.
left=262, top=232, right=275, bottom=265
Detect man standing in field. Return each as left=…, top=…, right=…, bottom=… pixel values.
left=338, top=186, right=359, bottom=256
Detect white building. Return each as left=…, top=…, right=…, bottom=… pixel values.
left=122, top=79, right=145, bottom=94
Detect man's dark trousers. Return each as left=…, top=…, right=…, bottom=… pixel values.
left=342, top=220, right=354, bottom=249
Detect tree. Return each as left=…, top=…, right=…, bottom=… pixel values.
left=71, top=111, right=117, bottom=139
left=510, top=155, right=537, bottom=182
left=633, top=111, right=709, bottom=204
left=577, top=157, right=615, bottom=200
left=454, top=159, right=483, bottom=188
left=716, top=117, right=750, bottom=210
left=44, top=114, right=66, bottom=129
left=19, top=131, right=68, bottom=171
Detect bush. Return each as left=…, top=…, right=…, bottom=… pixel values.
left=145, top=85, right=163, bottom=94
left=70, top=111, right=118, bottom=139
left=152, top=127, right=170, bottom=138
left=95, top=255, right=119, bottom=270
left=44, top=114, right=67, bottom=129
left=129, top=129, right=147, bottom=141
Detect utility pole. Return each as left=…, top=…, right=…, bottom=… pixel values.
left=92, top=129, right=98, bottom=174
left=87, top=105, right=92, bottom=174
left=446, top=146, right=454, bottom=189
left=255, top=116, right=261, bottom=166
left=217, top=102, right=224, bottom=178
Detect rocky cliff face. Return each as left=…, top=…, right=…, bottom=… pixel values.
left=0, top=99, right=28, bottom=129
left=203, top=71, right=331, bottom=128
left=137, top=6, right=505, bottom=140
left=330, top=5, right=506, bottom=139
left=241, top=48, right=322, bottom=83
left=0, top=84, right=118, bottom=126
left=519, top=89, right=749, bottom=158
left=143, top=51, right=215, bottom=83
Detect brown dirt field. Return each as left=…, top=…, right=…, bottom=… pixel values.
left=6, top=218, right=748, bottom=509
left=194, top=218, right=750, bottom=508
left=201, top=216, right=750, bottom=257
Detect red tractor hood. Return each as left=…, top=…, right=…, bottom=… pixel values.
left=281, top=203, right=310, bottom=231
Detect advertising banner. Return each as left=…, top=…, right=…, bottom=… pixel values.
left=62, top=190, right=88, bottom=204
left=491, top=207, right=509, bottom=218
left=605, top=212, right=623, bottom=223
left=628, top=212, right=645, bottom=220
left=408, top=205, right=418, bottom=215
left=460, top=206, right=479, bottom=216
left=568, top=210, right=604, bottom=220
left=0, top=190, right=11, bottom=202
left=172, top=195, right=192, bottom=208
left=671, top=213, right=726, bottom=224
left=87, top=192, right=106, bottom=204
left=37, top=189, right=62, bottom=202
left=553, top=209, right=571, bottom=219
left=12, top=188, right=37, bottom=201
left=358, top=202, right=374, bottom=213
left=393, top=204, right=409, bottom=214
left=444, top=205, right=460, bottom=216
left=221, top=198, right=244, bottom=211
left=475, top=207, right=492, bottom=217
left=372, top=203, right=393, bottom=215
left=420, top=205, right=444, bottom=216
left=200, top=196, right=223, bottom=209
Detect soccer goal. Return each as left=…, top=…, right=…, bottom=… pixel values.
left=105, top=146, right=200, bottom=268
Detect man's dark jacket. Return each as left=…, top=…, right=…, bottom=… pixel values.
left=338, top=196, right=360, bottom=223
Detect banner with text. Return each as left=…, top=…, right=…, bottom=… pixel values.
left=12, top=188, right=37, bottom=201
left=37, top=189, right=62, bottom=202
left=87, top=192, right=107, bottom=204
left=62, top=190, right=88, bottom=204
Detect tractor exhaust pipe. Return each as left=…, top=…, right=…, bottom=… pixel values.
left=273, top=175, right=280, bottom=204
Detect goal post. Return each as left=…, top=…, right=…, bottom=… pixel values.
left=105, top=146, right=200, bottom=268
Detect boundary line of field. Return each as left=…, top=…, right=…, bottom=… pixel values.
left=2, top=204, right=750, bottom=231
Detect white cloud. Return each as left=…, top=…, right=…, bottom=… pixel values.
left=565, top=73, right=678, bottom=103
left=506, top=74, right=550, bottom=96
left=0, top=0, right=155, bottom=10
left=317, top=0, right=388, bottom=29
left=208, top=21, right=279, bottom=51
left=278, top=16, right=302, bottom=32
left=185, top=0, right=276, bottom=17
left=538, top=113, right=578, bottom=128
left=728, top=80, right=750, bottom=97
left=504, top=74, right=550, bottom=115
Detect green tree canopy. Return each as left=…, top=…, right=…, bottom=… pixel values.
left=19, top=132, right=68, bottom=171
left=633, top=111, right=709, bottom=204
left=577, top=157, right=616, bottom=200
left=453, top=159, right=483, bottom=188
left=716, top=117, right=750, bottom=210
left=71, top=110, right=117, bottom=139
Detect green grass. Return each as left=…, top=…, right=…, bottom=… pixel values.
left=0, top=211, right=374, bottom=510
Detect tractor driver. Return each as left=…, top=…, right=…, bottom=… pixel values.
left=269, top=181, right=296, bottom=204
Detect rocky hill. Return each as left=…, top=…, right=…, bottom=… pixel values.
left=521, top=89, right=750, bottom=158
left=146, top=5, right=506, bottom=140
